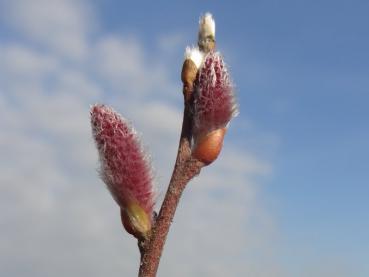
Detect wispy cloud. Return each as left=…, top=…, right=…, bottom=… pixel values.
left=1, top=0, right=93, bottom=60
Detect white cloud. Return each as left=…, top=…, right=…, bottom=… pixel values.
left=0, top=44, right=59, bottom=78
left=94, top=36, right=146, bottom=89
left=1, top=0, right=93, bottom=60
left=157, top=33, right=186, bottom=54
left=93, top=35, right=178, bottom=101
left=0, top=2, right=278, bottom=277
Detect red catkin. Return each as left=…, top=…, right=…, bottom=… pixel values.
left=193, top=51, right=238, bottom=140
left=90, top=104, right=155, bottom=218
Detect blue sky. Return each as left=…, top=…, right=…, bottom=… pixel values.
left=0, top=0, right=368, bottom=276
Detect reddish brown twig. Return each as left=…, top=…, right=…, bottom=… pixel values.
left=138, top=97, right=204, bottom=277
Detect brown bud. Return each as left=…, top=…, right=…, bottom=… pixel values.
left=198, top=36, right=216, bottom=53
left=192, top=128, right=226, bottom=165
left=181, top=59, right=198, bottom=100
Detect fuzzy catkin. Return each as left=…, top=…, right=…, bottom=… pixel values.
left=91, top=104, right=155, bottom=215
left=193, top=51, right=238, bottom=140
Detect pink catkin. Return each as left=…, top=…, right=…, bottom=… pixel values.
left=91, top=104, right=155, bottom=216
left=193, top=51, right=238, bottom=139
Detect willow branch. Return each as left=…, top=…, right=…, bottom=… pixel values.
left=138, top=95, right=204, bottom=277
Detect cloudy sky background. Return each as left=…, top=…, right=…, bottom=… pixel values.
left=0, top=0, right=368, bottom=276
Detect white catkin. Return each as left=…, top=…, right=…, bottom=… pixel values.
left=184, top=46, right=204, bottom=69
left=198, top=12, right=215, bottom=38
